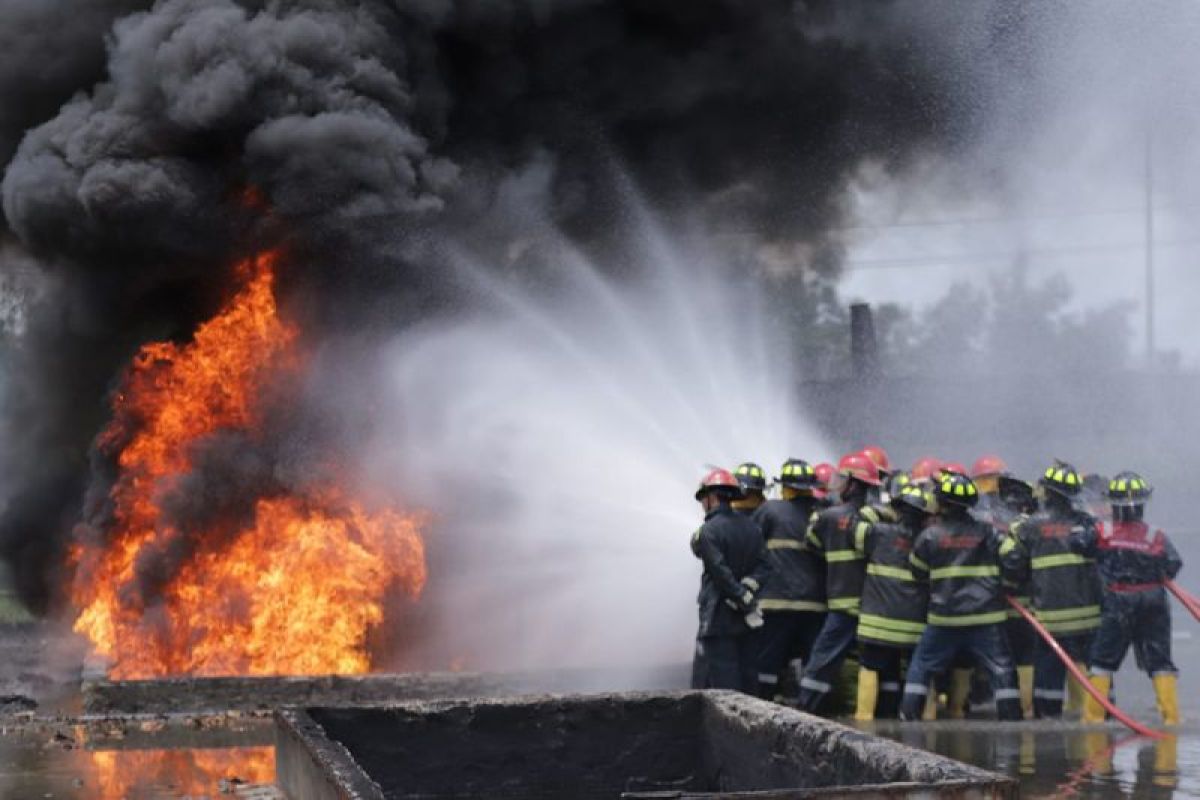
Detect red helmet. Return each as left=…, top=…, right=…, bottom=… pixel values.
left=695, top=467, right=741, bottom=500
left=813, top=462, right=835, bottom=498
left=860, top=445, right=890, bottom=473
left=911, top=456, right=943, bottom=482
left=837, top=453, right=882, bottom=486
left=971, top=455, right=1008, bottom=479
left=941, top=461, right=967, bottom=476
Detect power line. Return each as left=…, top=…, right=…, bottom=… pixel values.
left=843, top=237, right=1200, bottom=271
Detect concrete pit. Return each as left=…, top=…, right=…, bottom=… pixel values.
left=276, top=691, right=1017, bottom=800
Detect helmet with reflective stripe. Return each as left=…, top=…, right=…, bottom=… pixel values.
left=1040, top=459, right=1083, bottom=497
left=910, top=456, right=943, bottom=483
left=837, top=452, right=882, bottom=486
left=777, top=458, right=819, bottom=489
left=861, top=445, right=890, bottom=473
left=935, top=471, right=979, bottom=507
left=1106, top=471, right=1153, bottom=505
left=695, top=467, right=741, bottom=500
left=971, top=455, right=1008, bottom=479
left=733, top=462, right=767, bottom=493
left=940, top=462, right=967, bottom=477
left=893, top=484, right=934, bottom=514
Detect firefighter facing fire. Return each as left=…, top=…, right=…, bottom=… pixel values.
left=690, top=468, right=771, bottom=693
left=1009, top=461, right=1102, bottom=718
left=899, top=472, right=1024, bottom=721
left=751, top=459, right=827, bottom=700
left=797, top=453, right=889, bottom=713
left=1072, top=471, right=1183, bottom=725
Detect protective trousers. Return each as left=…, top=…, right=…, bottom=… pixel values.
left=1088, top=590, right=1176, bottom=677
left=797, top=611, right=858, bottom=714
left=1033, top=632, right=1093, bottom=718
left=754, top=610, right=826, bottom=700
left=857, top=643, right=911, bottom=719
left=899, top=624, right=1022, bottom=720
left=692, top=634, right=757, bottom=693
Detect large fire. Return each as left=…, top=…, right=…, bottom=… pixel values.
left=70, top=251, right=426, bottom=678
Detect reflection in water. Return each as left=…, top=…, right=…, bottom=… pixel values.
left=878, top=727, right=1188, bottom=799
left=89, top=746, right=275, bottom=798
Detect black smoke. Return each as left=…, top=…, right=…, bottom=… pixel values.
left=0, top=0, right=981, bottom=612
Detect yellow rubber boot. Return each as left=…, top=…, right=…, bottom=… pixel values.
left=854, top=668, right=879, bottom=721
left=922, top=684, right=938, bottom=720
left=1154, top=673, right=1180, bottom=726
left=1065, top=662, right=1088, bottom=714
left=1081, top=674, right=1110, bottom=724
left=1017, top=665, right=1035, bottom=720
left=947, top=668, right=972, bottom=719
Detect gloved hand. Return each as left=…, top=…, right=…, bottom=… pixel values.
left=744, top=606, right=764, bottom=629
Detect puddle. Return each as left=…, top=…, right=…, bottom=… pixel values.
left=0, top=716, right=281, bottom=799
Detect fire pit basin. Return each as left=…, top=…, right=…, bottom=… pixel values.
left=276, top=691, right=1016, bottom=800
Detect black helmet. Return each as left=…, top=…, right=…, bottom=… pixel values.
left=893, top=484, right=934, bottom=514
left=1106, top=471, right=1153, bottom=506
left=734, top=462, right=767, bottom=494
left=1040, top=460, right=1083, bottom=497
left=777, top=458, right=819, bottom=489
left=998, top=475, right=1036, bottom=514
left=886, top=469, right=913, bottom=499
left=935, top=471, right=980, bottom=508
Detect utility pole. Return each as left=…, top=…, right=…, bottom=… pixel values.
left=1145, top=130, right=1155, bottom=367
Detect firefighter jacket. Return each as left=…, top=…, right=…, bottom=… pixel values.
left=753, top=497, right=826, bottom=612
left=975, top=496, right=1031, bottom=617
left=855, top=517, right=927, bottom=647
left=910, top=514, right=1020, bottom=627
left=1010, top=508, right=1102, bottom=635
left=1070, top=520, right=1182, bottom=595
left=806, top=501, right=891, bottom=615
left=691, top=505, right=772, bottom=637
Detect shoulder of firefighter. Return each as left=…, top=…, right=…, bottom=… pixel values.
left=693, top=507, right=771, bottom=636
left=909, top=514, right=1014, bottom=627
left=1090, top=520, right=1184, bottom=587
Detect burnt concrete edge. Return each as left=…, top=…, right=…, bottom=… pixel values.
left=276, top=708, right=385, bottom=800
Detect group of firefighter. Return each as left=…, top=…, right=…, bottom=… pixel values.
left=689, top=447, right=1183, bottom=724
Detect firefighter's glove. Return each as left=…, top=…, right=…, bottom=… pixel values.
left=744, top=606, right=765, bottom=629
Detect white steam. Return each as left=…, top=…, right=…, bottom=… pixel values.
left=366, top=212, right=830, bottom=673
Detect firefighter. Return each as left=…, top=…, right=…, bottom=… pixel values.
left=898, top=472, right=1024, bottom=721
left=797, top=453, right=889, bottom=713
left=972, top=457, right=1037, bottom=718
left=1074, top=472, right=1182, bottom=725
left=1010, top=460, right=1102, bottom=718
left=751, top=458, right=827, bottom=700
left=733, top=462, right=768, bottom=514
left=854, top=484, right=932, bottom=720
left=691, top=468, right=771, bottom=693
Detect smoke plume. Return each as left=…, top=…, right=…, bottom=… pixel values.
left=0, top=0, right=969, bottom=615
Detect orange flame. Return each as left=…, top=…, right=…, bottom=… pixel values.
left=70, top=251, right=426, bottom=678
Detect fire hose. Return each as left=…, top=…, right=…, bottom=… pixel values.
left=1165, top=579, right=1200, bottom=623
left=1005, top=596, right=1166, bottom=739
